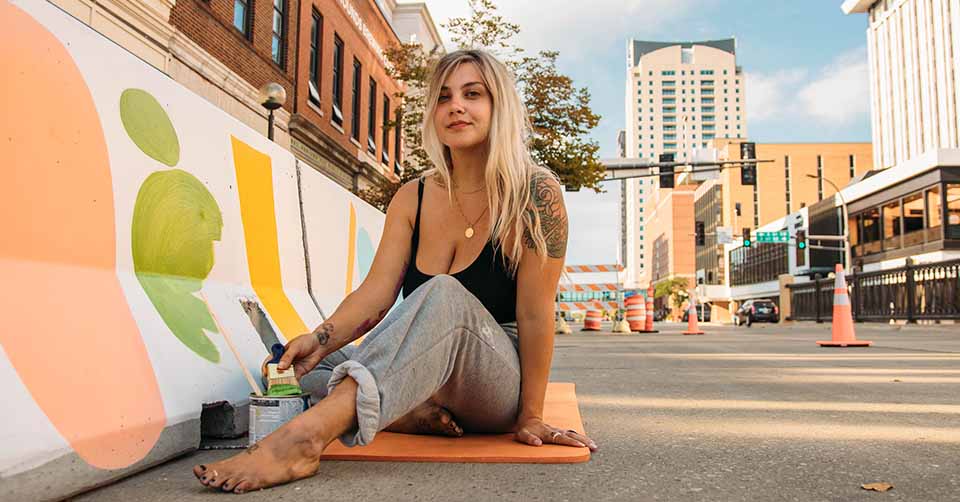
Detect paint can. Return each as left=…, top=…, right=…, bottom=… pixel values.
left=248, top=393, right=310, bottom=446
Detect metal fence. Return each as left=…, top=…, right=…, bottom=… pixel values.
left=787, top=258, right=960, bottom=322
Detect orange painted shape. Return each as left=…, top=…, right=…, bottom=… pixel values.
left=0, top=1, right=164, bottom=468
left=231, top=137, right=309, bottom=339
left=321, top=383, right=590, bottom=463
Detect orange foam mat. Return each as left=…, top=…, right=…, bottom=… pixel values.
left=320, top=382, right=590, bottom=463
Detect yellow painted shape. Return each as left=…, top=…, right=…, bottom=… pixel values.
left=345, top=203, right=357, bottom=295
left=231, top=136, right=308, bottom=339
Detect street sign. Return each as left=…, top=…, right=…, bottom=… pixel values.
left=756, top=231, right=790, bottom=243
left=716, top=227, right=733, bottom=244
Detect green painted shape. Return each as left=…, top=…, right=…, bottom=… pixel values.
left=133, top=169, right=223, bottom=363
left=120, top=88, right=180, bottom=167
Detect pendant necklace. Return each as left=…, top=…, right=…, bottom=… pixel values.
left=453, top=191, right=488, bottom=239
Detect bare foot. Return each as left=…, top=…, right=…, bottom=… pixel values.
left=387, top=400, right=463, bottom=437
left=192, top=421, right=326, bottom=493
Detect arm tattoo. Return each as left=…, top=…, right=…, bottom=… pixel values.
left=523, top=175, right=568, bottom=258
left=315, top=322, right=333, bottom=345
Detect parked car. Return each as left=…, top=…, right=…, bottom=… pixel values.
left=734, top=299, right=779, bottom=326
left=681, top=304, right=711, bottom=323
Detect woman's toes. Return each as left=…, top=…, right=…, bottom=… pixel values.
left=234, top=480, right=252, bottom=494
left=208, top=471, right=228, bottom=488
left=193, top=464, right=206, bottom=480
left=220, top=478, right=237, bottom=492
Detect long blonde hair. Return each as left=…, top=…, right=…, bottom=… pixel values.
left=421, top=49, right=557, bottom=277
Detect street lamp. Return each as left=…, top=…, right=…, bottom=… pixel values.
left=806, top=174, right=851, bottom=272
left=258, top=82, right=286, bottom=141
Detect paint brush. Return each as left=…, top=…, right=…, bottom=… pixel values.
left=266, top=343, right=301, bottom=396
left=200, top=291, right=263, bottom=397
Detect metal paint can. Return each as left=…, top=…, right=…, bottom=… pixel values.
left=248, top=393, right=310, bottom=446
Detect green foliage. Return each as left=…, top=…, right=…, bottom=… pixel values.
left=654, top=277, right=689, bottom=309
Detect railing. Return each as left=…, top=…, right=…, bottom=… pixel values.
left=787, top=258, right=960, bottom=322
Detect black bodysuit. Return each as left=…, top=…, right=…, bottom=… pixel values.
left=400, top=178, right=518, bottom=324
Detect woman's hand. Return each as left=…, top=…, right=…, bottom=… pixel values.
left=513, top=416, right=598, bottom=451
left=273, top=325, right=330, bottom=380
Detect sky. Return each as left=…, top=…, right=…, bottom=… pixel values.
left=416, top=0, right=873, bottom=267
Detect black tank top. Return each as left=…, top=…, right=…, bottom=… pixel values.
left=401, top=178, right=518, bottom=323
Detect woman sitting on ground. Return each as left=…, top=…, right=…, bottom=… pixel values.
left=194, top=48, right=597, bottom=493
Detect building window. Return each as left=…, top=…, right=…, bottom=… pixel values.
left=849, top=154, right=856, bottom=178
left=332, top=34, right=344, bottom=125
left=902, top=192, right=926, bottom=247
left=233, top=0, right=251, bottom=38
left=816, top=155, right=823, bottom=200
left=351, top=59, right=361, bottom=140
left=928, top=185, right=943, bottom=234
left=661, top=70, right=675, bottom=76
left=785, top=155, right=791, bottom=214
left=382, top=94, right=390, bottom=165
left=681, top=47, right=694, bottom=64
left=700, top=69, right=714, bottom=75
left=882, top=200, right=902, bottom=250
left=308, top=11, right=322, bottom=105
left=367, top=77, right=377, bottom=153
left=947, top=184, right=960, bottom=239
left=271, top=0, right=286, bottom=67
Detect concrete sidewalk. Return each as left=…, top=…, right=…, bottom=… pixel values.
left=77, top=324, right=960, bottom=501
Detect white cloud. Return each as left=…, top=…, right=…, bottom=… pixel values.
left=746, top=68, right=807, bottom=121
left=421, top=0, right=702, bottom=61
left=746, top=46, right=869, bottom=127
left=797, top=46, right=870, bottom=124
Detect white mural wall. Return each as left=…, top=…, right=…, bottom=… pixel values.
left=0, top=0, right=386, bottom=498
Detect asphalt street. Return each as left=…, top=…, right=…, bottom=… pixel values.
left=75, top=322, right=960, bottom=501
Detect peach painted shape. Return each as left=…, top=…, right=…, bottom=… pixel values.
left=0, top=0, right=165, bottom=469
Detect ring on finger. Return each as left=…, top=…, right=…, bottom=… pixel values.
left=550, top=431, right=561, bottom=441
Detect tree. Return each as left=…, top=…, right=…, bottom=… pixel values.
left=517, top=51, right=605, bottom=192
left=654, top=277, right=689, bottom=313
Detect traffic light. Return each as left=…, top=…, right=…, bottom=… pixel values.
left=695, top=221, right=705, bottom=246
left=659, top=153, right=675, bottom=189
left=740, top=142, right=757, bottom=186
left=796, top=230, right=807, bottom=250
left=743, top=227, right=752, bottom=247
left=735, top=202, right=742, bottom=217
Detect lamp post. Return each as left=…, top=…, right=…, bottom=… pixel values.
left=258, top=82, right=287, bottom=141
left=806, top=174, right=851, bottom=272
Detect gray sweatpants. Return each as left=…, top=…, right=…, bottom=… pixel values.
left=300, top=274, right=522, bottom=447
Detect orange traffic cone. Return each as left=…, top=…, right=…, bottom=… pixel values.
left=818, top=264, right=871, bottom=347
left=644, top=285, right=659, bottom=333
left=683, top=290, right=705, bottom=335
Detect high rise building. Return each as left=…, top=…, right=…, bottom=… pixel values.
left=622, top=38, right=746, bottom=288
left=842, top=0, right=959, bottom=170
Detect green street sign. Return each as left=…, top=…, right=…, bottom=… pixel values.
left=756, top=231, right=790, bottom=243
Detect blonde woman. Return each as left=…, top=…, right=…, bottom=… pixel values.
left=194, top=49, right=596, bottom=493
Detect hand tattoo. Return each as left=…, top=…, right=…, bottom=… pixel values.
left=315, top=322, right=333, bottom=345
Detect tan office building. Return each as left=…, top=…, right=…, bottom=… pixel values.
left=689, top=140, right=873, bottom=320
left=622, top=38, right=747, bottom=288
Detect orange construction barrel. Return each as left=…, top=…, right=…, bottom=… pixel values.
left=625, top=295, right=646, bottom=331
left=582, top=310, right=602, bottom=331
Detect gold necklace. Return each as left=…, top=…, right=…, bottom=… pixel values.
left=452, top=192, right=488, bottom=239
left=454, top=183, right=486, bottom=195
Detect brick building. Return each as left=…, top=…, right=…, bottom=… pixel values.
left=53, top=0, right=443, bottom=194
